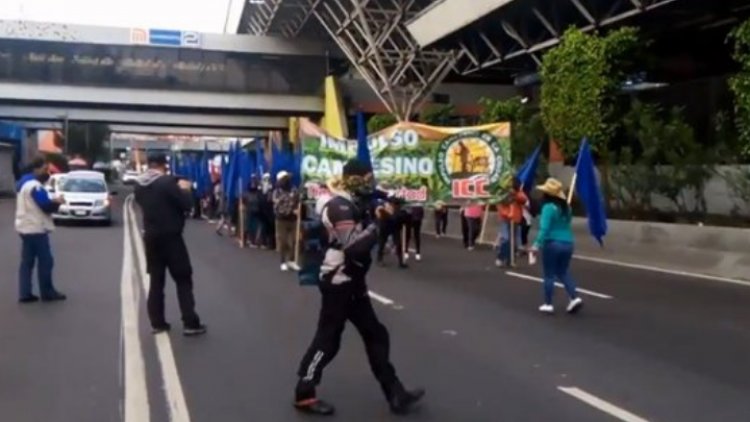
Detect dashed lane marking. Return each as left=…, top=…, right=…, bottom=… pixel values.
left=368, top=290, right=396, bottom=306
left=506, top=271, right=614, bottom=300
left=558, top=386, right=650, bottom=422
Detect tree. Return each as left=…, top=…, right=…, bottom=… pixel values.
left=367, top=113, right=398, bottom=134
left=419, top=104, right=455, bottom=126
left=479, top=97, right=547, bottom=166
left=729, top=18, right=750, bottom=157
left=615, top=100, right=712, bottom=215
left=540, top=27, right=640, bottom=156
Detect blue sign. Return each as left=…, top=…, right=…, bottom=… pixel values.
left=130, top=28, right=202, bottom=48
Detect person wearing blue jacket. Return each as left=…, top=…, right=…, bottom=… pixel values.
left=529, top=178, right=583, bottom=315
left=15, top=157, right=66, bottom=303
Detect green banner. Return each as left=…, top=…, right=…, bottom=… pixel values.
left=300, top=120, right=512, bottom=203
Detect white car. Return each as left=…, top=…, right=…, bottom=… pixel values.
left=53, top=171, right=115, bottom=225
left=122, top=170, right=140, bottom=185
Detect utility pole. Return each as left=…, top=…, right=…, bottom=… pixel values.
left=63, top=114, right=69, bottom=155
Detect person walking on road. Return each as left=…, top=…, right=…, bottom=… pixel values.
left=294, top=159, right=424, bottom=416
left=530, top=178, right=583, bottom=315
left=433, top=200, right=448, bottom=238
left=376, top=198, right=408, bottom=269
left=273, top=171, right=300, bottom=271
left=496, top=179, right=527, bottom=267
left=404, top=203, right=424, bottom=262
left=242, top=176, right=263, bottom=247
left=15, top=156, right=67, bottom=303
left=134, top=153, right=207, bottom=336
left=463, top=200, right=483, bottom=250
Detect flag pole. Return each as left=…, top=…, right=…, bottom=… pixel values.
left=293, top=201, right=302, bottom=267
left=567, top=173, right=578, bottom=205
left=478, top=200, right=490, bottom=245
left=510, top=221, right=516, bottom=267
left=238, top=177, right=245, bottom=248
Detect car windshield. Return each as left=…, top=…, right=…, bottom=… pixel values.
left=61, top=178, right=107, bottom=193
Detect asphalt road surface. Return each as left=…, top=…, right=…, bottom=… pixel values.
left=1, top=196, right=748, bottom=422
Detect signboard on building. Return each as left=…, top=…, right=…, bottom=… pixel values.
left=130, top=28, right=202, bottom=48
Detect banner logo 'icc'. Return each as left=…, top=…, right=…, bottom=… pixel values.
left=436, top=131, right=504, bottom=198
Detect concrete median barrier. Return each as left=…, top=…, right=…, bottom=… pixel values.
left=423, top=209, right=750, bottom=281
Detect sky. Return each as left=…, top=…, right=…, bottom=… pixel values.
left=0, top=0, right=246, bottom=33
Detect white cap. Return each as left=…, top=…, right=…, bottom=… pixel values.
left=276, top=170, right=290, bottom=180
left=262, top=172, right=271, bottom=179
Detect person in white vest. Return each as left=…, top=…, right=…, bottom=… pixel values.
left=15, top=157, right=67, bottom=303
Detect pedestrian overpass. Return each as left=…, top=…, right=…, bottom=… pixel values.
left=0, top=20, right=339, bottom=136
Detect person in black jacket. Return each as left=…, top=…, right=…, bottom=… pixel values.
left=376, top=198, right=408, bottom=268
left=294, top=159, right=424, bottom=416
left=404, top=204, right=424, bottom=262
left=242, top=176, right=263, bottom=247
left=134, top=153, right=206, bottom=337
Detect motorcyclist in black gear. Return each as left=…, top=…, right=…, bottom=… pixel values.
left=293, top=159, right=425, bottom=416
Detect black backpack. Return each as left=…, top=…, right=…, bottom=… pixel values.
left=297, top=204, right=330, bottom=286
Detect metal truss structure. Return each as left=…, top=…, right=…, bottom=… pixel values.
left=243, top=0, right=457, bottom=121
left=451, top=0, right=680, bottom=76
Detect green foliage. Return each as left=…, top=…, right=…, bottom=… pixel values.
left=367, top=114, right=398, bottom=134
left=479, top=97, right=547, bottom=168
left=613, top=100, right=713, bottom=214
left=720, top=167, right=750, bottom=214
left=540, top=27, right=640, bottom=155
left=419, top=104, right=455, bottom=126
left=479, top=97, right=524, bottom=124
left=729, top=19, right=750, bottom=157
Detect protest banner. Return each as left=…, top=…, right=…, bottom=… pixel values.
left=299, top=118, right=512, bottom=203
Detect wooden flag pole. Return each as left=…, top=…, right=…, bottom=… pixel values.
left=478, top=201, right=491, bottom=245
left=293, top=201, right=303, bottom=267
left=401, top=225, right=407, bottom=259
left=567, top=172, right=578, bottom=205
left=510, top=221, right=516, bottom=267
left=238, top=177, right=245, bottom=248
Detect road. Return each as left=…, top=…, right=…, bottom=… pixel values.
left=0, top=196, right=748, bottom=422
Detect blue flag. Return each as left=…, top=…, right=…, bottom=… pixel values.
left=356, top=111, right=373, bottom=171
left=574, top=139, right=607, bottom=246
left=516, top=144, right=541, bottom=193
left=257, top=139, right=266, bottom=178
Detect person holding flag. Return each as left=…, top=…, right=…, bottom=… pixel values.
left=529, top=178, right=583, bottom=315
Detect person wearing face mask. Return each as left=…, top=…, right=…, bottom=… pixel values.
left=293, top=159, right=424, bottom=416
left=15, top=156, right=67, bottom=303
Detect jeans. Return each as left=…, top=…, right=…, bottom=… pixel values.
left=245, top=212, right=261, bottom=244
left=541, top=240, right=578, bottom=305
left=19, top=233, right=57, bottom=299
left=276, top=219, right=297, bottom=263
left=496, top=221, right=522, bottom=263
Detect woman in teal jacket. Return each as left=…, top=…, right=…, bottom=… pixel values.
left=530, top=178, right=583, bottom=315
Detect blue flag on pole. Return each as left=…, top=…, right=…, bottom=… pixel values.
left=356, top=111, right=373, bottom=171
left=516, top=144, right=541, bottom=194
left=575, top=139, right=607, bottom=246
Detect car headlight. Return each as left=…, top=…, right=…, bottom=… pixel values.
left=94, top=199, right=110, bottom=207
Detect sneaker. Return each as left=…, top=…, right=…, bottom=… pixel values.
left=495, top=259, right=503, bottom=267
left=467, top=246, right=475, bottom=251
left=280, top=263, right=289, bottom=272
left=539, top=304, right=554, bottom=314
left=567, top=297, right=584, bottom=314
left=151, top=323, right=171, bottom=334
left=19, top=295, right=40, bottom=303
left=415, top=254, right=422, bottom=262
left=403, top=253, right=410, bottom=262
left=294, top=398, right=335, bottom=416
left=287, top=262, right=301, bottom=272
left=183, top=325, right=207, bottom=337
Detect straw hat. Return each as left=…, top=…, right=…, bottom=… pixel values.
left=536, top=177, right=567, bottom=200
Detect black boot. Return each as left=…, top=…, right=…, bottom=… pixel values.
left=385, top=381, right=425, bottom=415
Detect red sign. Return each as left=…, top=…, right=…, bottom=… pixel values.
left=452, top=176, right=490, bottom=198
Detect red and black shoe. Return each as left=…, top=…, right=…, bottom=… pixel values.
left=293, top=398, right=335, bottom=416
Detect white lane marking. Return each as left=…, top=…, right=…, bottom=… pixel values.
left=121, top=199, right=150, bottom=422
left=368, top=290, right=395, bottom=306
left=574, top=254, right=750, bottom=288
left=126, top=196, right=192, bottom=422
left=506, top=271, right=614, bottom=300
left=558, top=386, right=650, bottom=422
